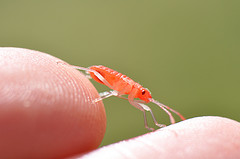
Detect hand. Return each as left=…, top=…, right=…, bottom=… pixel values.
left=0, top=47, right=239, bottom=159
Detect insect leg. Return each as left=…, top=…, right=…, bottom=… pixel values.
left=129, top=99, right=154, bottom=131
left=143, top=110, right=154, bottom=131
left=137, top=102, right=166, bottom=128
left=131, top=100, right=165, bottom=131
left=71, top=65, right=113, bottom=89
left=94, top=90, right=119, bottom=102
left=94, top=81, right=130, bottom=102
left=127, top=87, right=155, bottom=131
left=57, top=63, right=93, bottom=79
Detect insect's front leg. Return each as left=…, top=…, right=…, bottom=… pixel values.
left=137, top=102, right=166, bottom=128
left=127, top=87, right=165, bottom=131
left=132, top=101, right=155, bottom=131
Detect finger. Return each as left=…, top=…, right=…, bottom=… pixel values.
left=78, top=116, right=240, bottom=159
left=0, top=47, right=106, bottom=159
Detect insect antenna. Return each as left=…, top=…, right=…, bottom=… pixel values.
left=149, top=98, right=186, bottom=124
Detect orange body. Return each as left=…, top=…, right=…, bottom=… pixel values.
left=89, top=65, right=152, bottom=102
left=60, top=63, right=186, bottom=130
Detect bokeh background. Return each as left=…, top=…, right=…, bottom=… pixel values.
left=1, top=1, right=239, bottom=146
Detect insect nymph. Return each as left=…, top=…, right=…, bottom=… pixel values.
left=72, top=65, right=185, bottom=131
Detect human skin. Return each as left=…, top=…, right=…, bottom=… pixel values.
left=0, top=47, right=239, bottom=159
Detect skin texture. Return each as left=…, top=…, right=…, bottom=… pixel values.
left=0, top=47, right=106, bottom=158
left=0, top=47, right=239, bottom=159
left=79, top=116, right=240, bottom=159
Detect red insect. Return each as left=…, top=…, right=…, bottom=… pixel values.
left=72, top=65, right=185, bottom=131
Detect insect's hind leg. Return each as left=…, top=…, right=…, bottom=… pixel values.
left=71, top=65, right=113, bottom=89
left=58, top=63, right=113, bottom=89
left=57, top=62, right=92, bottom=78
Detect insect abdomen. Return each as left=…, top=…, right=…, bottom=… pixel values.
left=89, top=65, right=133, bottom=94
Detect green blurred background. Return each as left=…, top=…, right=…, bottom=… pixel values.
left=1, top=1, right=239, bottom=146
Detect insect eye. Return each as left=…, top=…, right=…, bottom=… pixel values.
left=142, top=90, right=146, bottom=95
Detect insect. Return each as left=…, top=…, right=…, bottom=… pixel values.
left=70, top=64, right=186, bottom=131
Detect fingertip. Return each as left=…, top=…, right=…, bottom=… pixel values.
left=0, top=47, right=106, bottom=158
left=80, top=116, right=240, bottom=159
